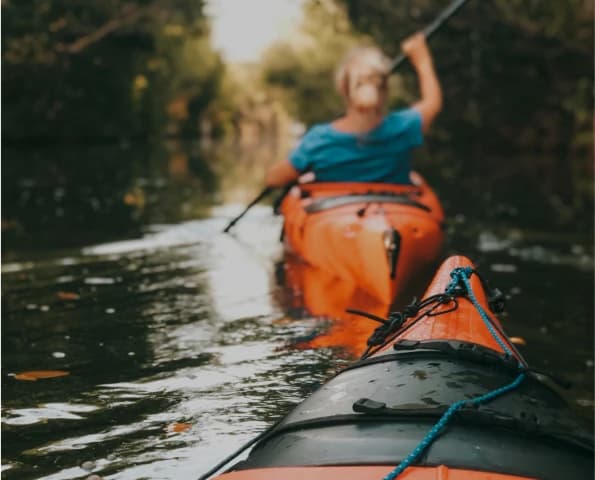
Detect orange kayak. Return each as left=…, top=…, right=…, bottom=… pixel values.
left=279, top=172, right=445, bottom=304
left=207, top=256, right=593, bottom=480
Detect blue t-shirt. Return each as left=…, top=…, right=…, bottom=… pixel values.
left=289, top=108, right=423, bottom=184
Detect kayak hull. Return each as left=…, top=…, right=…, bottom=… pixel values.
left=279, top=173, right=445, bottom=304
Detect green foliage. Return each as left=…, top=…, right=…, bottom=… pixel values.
left=1, top=0, right=228, bottom=248
left=2, top=0, right=225, bottom=140
left=260, top=0, right=369, bottom=125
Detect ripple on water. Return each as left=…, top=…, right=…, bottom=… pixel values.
left=3, top=403, right=99, bottom=426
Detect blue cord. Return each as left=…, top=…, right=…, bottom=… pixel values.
left=383, top=372, right=526, bottom=480
left=383, top=267, right=525, bottom=480
left=447, top=267, right=513, bottom=356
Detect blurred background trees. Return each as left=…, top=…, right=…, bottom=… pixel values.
left=2, top=0, right=231, bottom=248
left=2, top=0, right=593, bottom=250
left=2, top=0, right=225, bottom=141
left=259, top=0, right=366, bottom=126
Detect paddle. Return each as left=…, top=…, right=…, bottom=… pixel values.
left=223, top=178, right=303, bottom=233
left=222, top=186, right=274, bottom=233
left=389, top=0, right=469, bottom=72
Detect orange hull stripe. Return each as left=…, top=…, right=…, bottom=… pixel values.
left=217, top=465, right=534, bottom=480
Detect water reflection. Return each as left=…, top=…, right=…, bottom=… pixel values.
left=1, top=138, right=285, bottom=256
left=2, top=210, right=335, bottom=480
left=277, top=254, right=388, bottom=357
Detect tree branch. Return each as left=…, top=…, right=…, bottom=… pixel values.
left=57, top=1, right=165, bottom=54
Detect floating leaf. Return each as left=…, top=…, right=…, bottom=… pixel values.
left=165, top=423, right=192, bottom=433
left=510, top=336, right=527, bottom=346
left=14, top=370, right=70, bottom=381
left=57, top=291, right=80, bottom=301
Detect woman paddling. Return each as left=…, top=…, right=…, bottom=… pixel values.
left=265, top=32, right=442, bottom=187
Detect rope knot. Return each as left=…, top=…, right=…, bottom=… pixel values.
left=450, top=266, right=473, bottom=279
left=446, top=267, right=474, bottom=295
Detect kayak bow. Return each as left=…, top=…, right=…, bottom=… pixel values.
left=208, top=256, right=594, bottom=480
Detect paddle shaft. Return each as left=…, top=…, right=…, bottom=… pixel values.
left=222, top=186, right=273, bottom=233
left=390, top=0, right=469, bottom=72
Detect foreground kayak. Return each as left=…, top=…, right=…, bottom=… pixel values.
left=279, top=173, right=444, bottom=304
left=207, top=256, right=593, bottom=480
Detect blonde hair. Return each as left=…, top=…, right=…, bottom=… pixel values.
left=335, top=47, right=391, bottom=109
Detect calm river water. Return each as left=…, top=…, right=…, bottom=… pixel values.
left=2, top=140, right=593, bottom=479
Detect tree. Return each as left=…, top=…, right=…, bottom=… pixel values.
left=260, top=0, right=370, bottom=126
left=2, top=0, right=225, bottom=140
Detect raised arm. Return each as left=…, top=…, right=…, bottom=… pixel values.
left=401, top=33, right=443, bottom=133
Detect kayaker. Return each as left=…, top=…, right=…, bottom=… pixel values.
left=265, top=32, right=442, bottom=187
